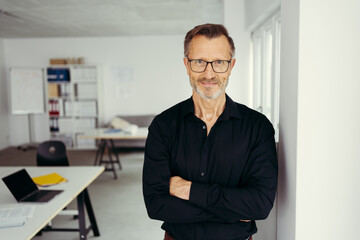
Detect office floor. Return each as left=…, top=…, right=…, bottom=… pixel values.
left=0, top=147, right=163, bottom=240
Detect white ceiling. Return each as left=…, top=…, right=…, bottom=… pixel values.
left=0, top=0, right=224, bottom=38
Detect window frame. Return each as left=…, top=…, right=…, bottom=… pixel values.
left=251, top=11, right=281, bottom=140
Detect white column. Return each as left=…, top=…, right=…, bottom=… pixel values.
left=277, top=0, right=299, bottom=239
left=278, top=0, right=360, bottom=239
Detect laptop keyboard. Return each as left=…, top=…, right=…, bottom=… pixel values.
left=23, top=190, right=62, bottom=202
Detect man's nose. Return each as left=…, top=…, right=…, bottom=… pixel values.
left=203, top=63, right=216, bottom=77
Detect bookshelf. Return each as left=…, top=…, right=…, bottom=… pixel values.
left=46, top=65, right=100, bottom=149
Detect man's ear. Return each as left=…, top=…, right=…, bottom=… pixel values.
left=230, top=59, right=236, bottom=70
left=184, top=58, right=190, bottom=76
left=227, top=59, right=236, bottom=76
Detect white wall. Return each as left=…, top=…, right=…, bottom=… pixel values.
left=0, top=38, right=10, bottom=150
left=278, top=0, right=360, bottom=239
left=3, top=35, right=187, bottom=145
left=296, top=0, right=360, bottom=238
left=224, top=0, right=251, bottom=107
left=244, top=0, right=281, bottom=31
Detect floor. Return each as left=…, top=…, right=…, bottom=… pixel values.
left=0, top=147, right=163, bottom=240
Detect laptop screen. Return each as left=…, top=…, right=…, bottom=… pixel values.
left=2, top=169, right=39, bottom=201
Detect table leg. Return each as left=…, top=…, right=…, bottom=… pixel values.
left=99, top=140, right=107, bottom=165
left=106, top=140, right=118, bottom=179
left=93, top=140, right=105, bottom=166
left=77, top=191, right=87, bottom=240
left=93, top=140, right=101, bottom=166
left=109, top=139, right=122, bottom=170
left=77, top=188, right=100, bottom=239
left=95, top=139, right=123, bottom=179
left=83, top=188, right=100, bottom=236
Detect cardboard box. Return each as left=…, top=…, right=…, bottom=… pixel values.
left=50, top=58, right=67, bottom=65
left=48, top=83, right=59, bottom=98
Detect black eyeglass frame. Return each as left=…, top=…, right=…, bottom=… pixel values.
left=187, top=58, right=232, bottom=73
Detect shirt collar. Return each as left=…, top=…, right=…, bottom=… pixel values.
left=180, top=94, right=243, bottom=120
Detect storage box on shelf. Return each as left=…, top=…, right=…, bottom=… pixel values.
left=46, top=65, right=100, bottom=149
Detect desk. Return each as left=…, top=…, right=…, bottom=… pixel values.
left=78, top=127, right=148, bottom=179
left=0, top=166, right=104, bottom=240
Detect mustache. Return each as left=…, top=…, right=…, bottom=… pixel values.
left=198, top=77, right=219, bottom=84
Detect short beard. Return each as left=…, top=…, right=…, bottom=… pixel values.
left=190, top=77, right=228, bottom=100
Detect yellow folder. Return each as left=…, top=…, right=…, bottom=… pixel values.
left=32, top=173, right=67, bottom=187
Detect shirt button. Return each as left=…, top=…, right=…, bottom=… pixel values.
left=202, top=125, right=206, bottom=130
left=200, top=172, right=205, bottom=177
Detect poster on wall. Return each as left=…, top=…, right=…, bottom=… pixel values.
left=109, top=66, right=134, bottom=99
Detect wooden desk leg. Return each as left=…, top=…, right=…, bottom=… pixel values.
left=106, top=140, right=118, bottom=179
left=77, top=188, right=100, bottom=239
left=109, top=139, right=122, bottom=170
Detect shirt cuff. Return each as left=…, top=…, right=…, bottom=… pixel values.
left=189, top=182, right=209, bottom=208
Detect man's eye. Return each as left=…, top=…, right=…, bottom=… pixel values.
left=194, top=60, right=205, bottom=64
left=214, top=60, right=224, bottom=65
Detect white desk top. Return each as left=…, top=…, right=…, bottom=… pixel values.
left=0, top=166, right=104, bottom=240
left=78, top=127, right=148, bottom=140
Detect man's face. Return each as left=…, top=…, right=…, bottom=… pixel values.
left=184, top=35, right=235, bottom=100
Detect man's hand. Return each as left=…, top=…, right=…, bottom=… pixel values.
left=169, top=176, right=192, bottom=200
left=170, top=177, right=251, bottom=221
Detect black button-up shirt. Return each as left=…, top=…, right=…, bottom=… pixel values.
left=143, top=95, right=278, bottom=240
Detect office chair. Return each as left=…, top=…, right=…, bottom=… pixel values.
left=36, top=140, right=78, bottom=232
left=37, top=140, right=69, bottom=166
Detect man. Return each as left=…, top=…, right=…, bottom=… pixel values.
left=143, top=23, right=278, bottom=240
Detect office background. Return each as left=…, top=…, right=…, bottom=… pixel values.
left=0, top=0, right=274, bottom=148
left=1, top=0, right=360, bottom=240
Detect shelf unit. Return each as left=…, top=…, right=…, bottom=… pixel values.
left=46, top=65, right=100, bottom=149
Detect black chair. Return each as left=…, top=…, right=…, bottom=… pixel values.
left=37, top=140, right=69, bottom=166
left=36, top=140, right=78, bottom=233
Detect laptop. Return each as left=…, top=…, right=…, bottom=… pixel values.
left=2, top=169, right=63, bottom=203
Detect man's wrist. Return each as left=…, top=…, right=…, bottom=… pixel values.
left=176, top=179, right=191, bottom=200
left=169, top=176, right=192, bottom=200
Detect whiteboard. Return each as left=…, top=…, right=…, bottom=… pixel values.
left=10, top=68, right=45, bottom=114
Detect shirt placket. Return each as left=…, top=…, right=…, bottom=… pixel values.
left=199, top=123, right=209, bottom=182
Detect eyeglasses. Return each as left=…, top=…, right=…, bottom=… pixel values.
left=187, top=59, right=232, bottom=73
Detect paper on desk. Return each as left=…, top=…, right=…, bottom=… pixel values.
left=104, top=129, right=122, bottom=133
left=0, top=206, right=36, bottom=228
left=124, top=124, right=138, bottom=134
left=32, top=172, right=68, bottom=187
left=105, top=124, right=138, bottom=134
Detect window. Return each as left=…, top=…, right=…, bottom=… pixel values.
left=252, top=11, right=281, bottom=140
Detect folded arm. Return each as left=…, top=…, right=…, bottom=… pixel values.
left=143, top=116, right=278, bottom=224
left=142, top=121, right=227, bottom=223
left=169, top=176, right=251, bottom=222
left=169, top=121, right=278, bottom=223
